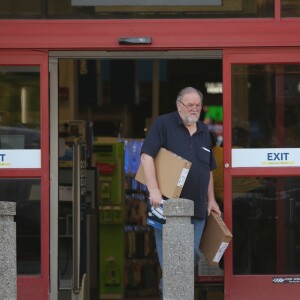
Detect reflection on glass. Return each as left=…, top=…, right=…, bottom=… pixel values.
left=282, top=0, right=300, bottom=18
left=0, top=0, right=274, bottom=19
left=0, top=66, right=40, bottom=149
left=231, top=64, right=300, bottom=148
left=0, top=179, right=41, bottom=275
left=232, top=177, right=300, bottom=275
left=72, top=58, right=224, bottom=138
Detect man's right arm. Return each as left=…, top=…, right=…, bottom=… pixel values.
left=140, top=153, right=162, bottom=208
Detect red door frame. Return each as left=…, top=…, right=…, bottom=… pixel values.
left=0, top=50, right=50, bottom=300
left=0, top=3, right=299, bottom=299
left=223, top=48, right=300, bottom=300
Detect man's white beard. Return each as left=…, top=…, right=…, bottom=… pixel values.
left=185, top=115, right=199, bottom=125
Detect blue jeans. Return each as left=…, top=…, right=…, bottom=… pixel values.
left=154, top=217, right=206, bottom=292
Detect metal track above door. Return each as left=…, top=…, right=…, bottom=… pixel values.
left=49, top=50, right=222, bottom=59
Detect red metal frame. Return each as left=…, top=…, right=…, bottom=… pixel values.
left=0, top=17, right=300, bottom=50
left=223, top=48, right=300, bottom=300
left=0, top=51, right=49, bottom=300
left=0, top=2, right=300, bottom=299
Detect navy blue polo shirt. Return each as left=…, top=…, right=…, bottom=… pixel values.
left=141, top=111, right=216, bottom=219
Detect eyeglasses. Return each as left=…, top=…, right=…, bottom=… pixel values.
left=179, top=101, right=202, bottom=110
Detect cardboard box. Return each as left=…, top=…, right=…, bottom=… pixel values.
left=200, top=211, right=233, bottom=266
left=135, top=148, right=192, bottom=199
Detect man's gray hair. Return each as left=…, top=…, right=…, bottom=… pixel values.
left=176, top=87, right=203, bottom=104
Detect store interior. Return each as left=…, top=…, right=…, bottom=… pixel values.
left=57, top=57, right=224, bottom=300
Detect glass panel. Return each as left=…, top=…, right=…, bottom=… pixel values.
left=0, top=0, right=274, bottom=19
left=232, top=176, right=300, bottom=275
left=0, top=66, right=40, bottom=149
left=282, top=0, right=300, bottom=18
left=0, top=0, right=41, bottom=18
left=0, top=179, right=41, bottom=275
left=68, top=58, right=223, bottom=138
left=231, top=64, right=300, bottom=148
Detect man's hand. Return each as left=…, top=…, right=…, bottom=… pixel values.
left=207, top=198, right=222, bottom=216
left=207, top=171, right=221, bottom=216
left=149, top=187, right=163, bottom=208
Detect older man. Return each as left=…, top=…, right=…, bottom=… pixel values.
left=140, top=86, right=221, bottom=297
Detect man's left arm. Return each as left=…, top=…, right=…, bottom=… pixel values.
left=207, top=171, right=222, bottom=216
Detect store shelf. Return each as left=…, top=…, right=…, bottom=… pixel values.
left=124, top=147, right=160, bottom=299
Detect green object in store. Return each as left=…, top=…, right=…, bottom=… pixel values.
left=95, top=138, right=125, bottom=298
left=94, top=139, right=124, bottom=205
left=104, top=257, right=121, bottom=286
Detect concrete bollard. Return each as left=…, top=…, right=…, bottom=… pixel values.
left=163, top=198, right=194, bottom=300
left=0, top=201, right=17, bottom=300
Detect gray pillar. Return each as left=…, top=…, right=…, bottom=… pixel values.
left=163, top=198, right=194, bottom=300
left=0, top=201, right=17, bottom=300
